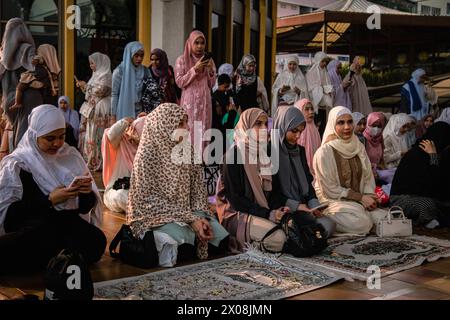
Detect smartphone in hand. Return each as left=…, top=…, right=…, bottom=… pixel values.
left=68, top=176, right=91, bottom=189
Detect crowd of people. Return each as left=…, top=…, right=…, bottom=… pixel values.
left=0, top=18, right=449, bottom=275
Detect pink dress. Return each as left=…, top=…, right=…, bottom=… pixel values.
left=174, top=31, right=216, bottom=156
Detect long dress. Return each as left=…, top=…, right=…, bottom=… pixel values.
left=79, top=83, right=112, bottom=171
left=174, top=55, right=216, bottom=153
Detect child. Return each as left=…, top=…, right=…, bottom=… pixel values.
left=352, top=112, right=367, bottom=144
left=10, top=55, right=57, bottom=111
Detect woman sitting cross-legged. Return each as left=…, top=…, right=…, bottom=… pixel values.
left=0, top=105, right=106, bottom=274
left=271, top=106, right=336, bottom=238
left=313, top=106, right=388, bottom=235
left=216, top=108, right=289, bottom=253
left=390, top=122, right=450, bottom=229
left=127, top=103, right=228, bottom=266
left=101, top=116, right=145, bottom=213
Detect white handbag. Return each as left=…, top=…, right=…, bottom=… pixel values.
left=376, top=206, right=412, bottom=238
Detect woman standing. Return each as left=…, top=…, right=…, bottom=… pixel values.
left=77, top=52, right=112, bottom=171
left=327, top=59, right=352, bottom=110
left=175, top=31, right=216, bottom=154
left=0, top=105, right=105, bottom=273
left=272, top=56, right=308, bottom=117
left=295, top=99, right=321, bottom=173
left=58, top=96, right=79, bottom=148
left=346, top=57, right=373, bottom=116
left=313, top=106, right=387, bottom=235
left=111, top=42, right=148, bottom=122
left=0, top=18, right=35, bottom=150
left=234, top=54, right=269, bottom=114
left=149, top=48, right=179, bottom=104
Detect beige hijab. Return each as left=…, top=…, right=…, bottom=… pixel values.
left=322, top=106, right=372, bottom=175
left=127, top=103, right=208, bottom=239
left=232, top=108, right=272, bottom=209
left=37, top=44, right=61, bottom=75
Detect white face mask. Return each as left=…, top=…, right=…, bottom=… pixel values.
left=369, top=126, right=381, bottom=136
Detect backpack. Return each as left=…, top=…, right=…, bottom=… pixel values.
left=44, top=249, right=93, bottom=300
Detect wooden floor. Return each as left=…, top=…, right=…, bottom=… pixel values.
left=1, top=173, right=449, bottom=300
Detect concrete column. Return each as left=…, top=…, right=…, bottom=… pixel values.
left=151, top=0, right=194, bottom=66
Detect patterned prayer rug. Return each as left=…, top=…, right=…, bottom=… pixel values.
left=281, top=235, right=450, bottom=281
left=94, top=251, right=342, bottom=300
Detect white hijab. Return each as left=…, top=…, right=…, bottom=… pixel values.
left=272, top=56, right=309, bottom=115
left=322, top=106, right=372, bottom=176
left=88, top=52, right=112, bottom=89
left=0, top=105, right=102, bottom=235
left=306, top=52, right=332, bottom=113
left=382, top=113, right=410, bottom=153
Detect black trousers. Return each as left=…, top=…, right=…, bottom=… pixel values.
left=0, top=212, right=106, bottom=274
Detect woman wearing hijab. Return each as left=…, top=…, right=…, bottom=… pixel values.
left=327, top=59, right=352, bottom=110
left=435, top=107, right=450, bottom=125
left=271, top=56, right=308, bottom=117
left=111, top=42, right=148, bottom=122
left=416, top=114, right=434, bottom=139
left=77, top=52, right=112, bottom=171
left=305, top=52, right=333, bottom=134
left=175, top=31, right=216, bottom=155
left=58, top=96, right=79, bottom=147
left=346, top=56, right=373, bottom=116
left=127, top=103, right=228, bottom=265
left=400, top=69, right=434, bottom=120
left=383, top=113, right=411, bottom=169
left=234, top=54, right=269, bottom=114
left=363, top=112, right=386, bottom=170
left=271, top=106, right=336, bottom=238
left=0, top=105, right=106, bottom=273
left=216, top=108, right=288, bottom=253
left=313, top=106, right=387, bottom=235
left=295, top=99, right=321, bottom=172
left=352, top=112, right=367, bottom=144
left=36, top=44, right=61, bottom=105
left=149, top=48, right=180, bottom=104
left=101, top=117, right=145, bottom=213
left=391, top=122, right=450, bottom=229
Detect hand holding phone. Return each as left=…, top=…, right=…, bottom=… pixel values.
left=68, top=176, right=92, bottom=189
left=201, top=52, right=212, bottom=62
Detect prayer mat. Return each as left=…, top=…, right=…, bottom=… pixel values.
left=94, top=250, right=342, bottom=300
left=281, top=235, right=450, bottom=281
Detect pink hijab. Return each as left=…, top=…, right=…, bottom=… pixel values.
left=295, top=99, right=321, bottom=171
left=363, top=112, right=386, bottom=167
left=182, top=30, right=207, bottom=72
left=102, top=117, right=146, bottom=188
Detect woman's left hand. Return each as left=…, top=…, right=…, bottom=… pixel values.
left=419, top=140, right=437, bottom=154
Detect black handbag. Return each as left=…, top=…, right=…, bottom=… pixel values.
left=109, top=225, right=159, bottom=269
left=261, top=212, right=328, bottom=257
left=44, top=249, right=93, bottom=300
left=112, top=177, right=130, bottom=190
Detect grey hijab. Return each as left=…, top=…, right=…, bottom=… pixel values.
left=0, top=18, right=35, bottom=79
left=272, top=106, right=309, bottom=200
